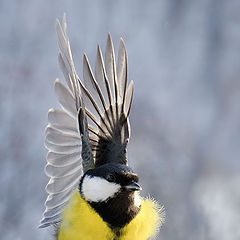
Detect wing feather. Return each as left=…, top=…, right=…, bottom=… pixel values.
left=95, top=45, right=110, bottom=107
left=43, top=202, right=67, bottom=218
left=47, top=152, right=80, bottom=167
left=48, top=109, right=75, bottom=127
left=124, top=80, right=134, bottom=117
left=45, top=162, right=82, bottom=178
left=80, top=34, right=134, bottom=167
left=117, top=38, right=128, bottom=101
left=46, top=125, right=79, bottom=138
left=46, top=172, right=82, bottom=194
left=40, top=16, right=93, bottom=228
left=54, top=80, right=77, bottom=118
left=45, top=190, right=74, bottom=209
left=41, top=15, right=134, bottom=228
left=95, top=45, right=114, bottom=129
left=39, top=215, right=62, bottom=228
left=105, top=33, right=116, bottom=104
left=45, top=128, right=80, bottom=146
left=83, top=54, right=105, bottom=114
left=44, top=140, right=81, bottom=154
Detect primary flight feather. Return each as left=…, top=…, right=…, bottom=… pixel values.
left=40, top=15, right=164, bottom=239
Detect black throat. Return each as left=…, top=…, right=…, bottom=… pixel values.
left=88, top=191, right=140, bottom=229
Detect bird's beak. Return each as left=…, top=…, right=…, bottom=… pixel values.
left=124, top=182, right=142, bottom=191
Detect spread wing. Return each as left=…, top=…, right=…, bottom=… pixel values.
left=40, top=14, right=134, bottom=228
left=39, top=15, right=93, bottom=228
left=80, top=34, right=134, bottom=167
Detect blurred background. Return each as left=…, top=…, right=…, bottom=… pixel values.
left=1, top=0, right=240, bottom=239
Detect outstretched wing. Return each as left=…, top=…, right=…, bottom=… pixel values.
left=80, top=33, right=134, bottom=167
left=39, top=15, right=93, bottom=228
left=40, top=15, right=134, bottom=228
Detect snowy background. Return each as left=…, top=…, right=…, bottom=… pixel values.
left=1, top=0, right=240, bottom=239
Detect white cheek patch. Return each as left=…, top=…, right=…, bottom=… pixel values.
left=81, top=175, right=121, bottom=202
left=134, top=191, right=142, bottom=208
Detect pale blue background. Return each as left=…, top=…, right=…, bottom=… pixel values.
left=1, top=0, right=240, bottom=239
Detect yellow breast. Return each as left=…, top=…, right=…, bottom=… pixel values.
left=58, top=192, right=164, bottom=240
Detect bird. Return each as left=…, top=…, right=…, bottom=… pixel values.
left=40, top=15, right=164, bottom=240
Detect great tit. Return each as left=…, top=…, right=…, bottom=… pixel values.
left=40, top=15, right=164, bottom=240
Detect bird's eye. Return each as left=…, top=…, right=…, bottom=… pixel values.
left=106, top=174, right=115, bottom=182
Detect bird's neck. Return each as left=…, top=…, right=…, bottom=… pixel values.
left=88, top=191, right=141, bottom=229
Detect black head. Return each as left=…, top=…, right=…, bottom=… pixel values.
left=79, top=163, right=142, bottom=229
left=79, top=163, right=141, bottom=202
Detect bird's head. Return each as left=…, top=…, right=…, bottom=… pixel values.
left=79, top=163, right=141, bottom=204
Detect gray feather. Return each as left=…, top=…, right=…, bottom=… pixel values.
left=46, top=172, right=82, bottom=194
left=40, top=15, right=93, bottom=228
left=43, top=202, right=67, bottom=218
left=54, top=79, right=77, bottom=118
left=41, top=15, right=134, bottom=229
left=45, top=128, right=80, bottom=146
left=117, top=38, right=128, bottom=101
left=45, top=141, right=81, bottom=154
left=95, top=45, right=110, bottom=107
left=45, top=189, right=76, bottom=209
left=46, top=125, right=79, bottom=138
left=47, top=152, right=80, bottom=167
left=48, top=109, right=76, bottom=127
left=45, top=161, right=82, bottom=178
left=83, top=54, right=104, bottom=115
left=105, top=33, right=116, bottom=104
left=80, top=34, right=134, bottom=167
left=124, top=80, right=134, bottom=117
left=39, top=215, right=62, bottom=228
